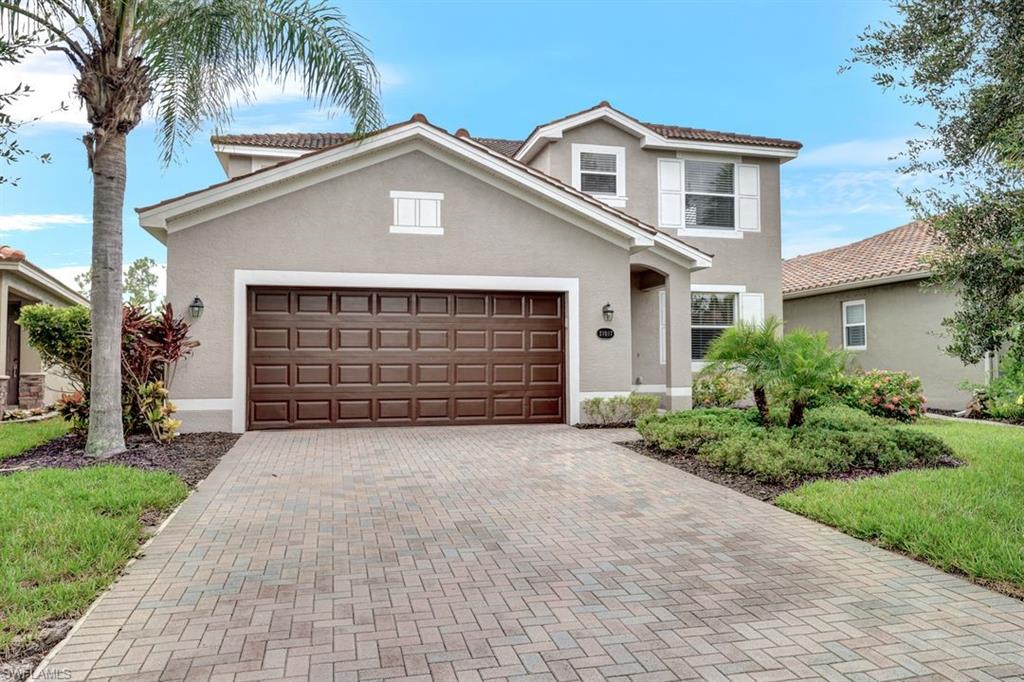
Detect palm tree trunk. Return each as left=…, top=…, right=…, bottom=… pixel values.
left=787, top=400, right=807, bottom=429
left=753, top=385, right=771, bottom=426
left=85, top=132, right=127, bottom=458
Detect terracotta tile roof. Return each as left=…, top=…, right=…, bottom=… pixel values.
left=211, top=132, right=352, bottom=150
left=209, top=102, right=801, bottom=157
left=643, top=122, right=802, bottom=150
left=211, top=131, right=526, bottom=157
left=0, top=245, right=26, bottom=262
left=783, top=221, right=938, bottom=295
left=470, top=137, right=522, bottom=156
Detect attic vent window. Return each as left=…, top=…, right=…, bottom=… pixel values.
left=390, top=191, right=444, bottom=235
left=571, top=144, right=626, bottom=207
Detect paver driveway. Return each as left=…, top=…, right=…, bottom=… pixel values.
left=40, top=425, right=1024, bottom=681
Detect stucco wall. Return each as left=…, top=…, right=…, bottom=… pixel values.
left=530, top=120, right=784, bottom=327
left=166, top=144, right=659, bottom=430
left=783, top=280, right=986, bottom=410
left=630, top=283, right=665, bottom=389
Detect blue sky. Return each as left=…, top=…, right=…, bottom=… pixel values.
left=0, top=0, right=925, bottom=290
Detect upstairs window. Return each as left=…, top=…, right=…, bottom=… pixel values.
left=685, top=160, right=735, bottom=230
left=691, top=292, right=736, bottom=360
left=658, top=158, right=760, bottom=234
left=572, top=144, right=626, bottom=206
left=390, top=191, right=444, bottom=235
left=843, top=300, right=867, bottom=350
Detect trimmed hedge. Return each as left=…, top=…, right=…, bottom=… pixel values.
left=636, top=405, right=953, bottom=484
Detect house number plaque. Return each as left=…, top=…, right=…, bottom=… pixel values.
left=596, top=328, right=615, bottom=339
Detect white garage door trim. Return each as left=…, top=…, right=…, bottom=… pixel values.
left=227, top=270, right=582, bottom=433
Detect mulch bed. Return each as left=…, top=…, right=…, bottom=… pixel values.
left=0, top=431, right=240, bottom=488
left=619, top=440, right=961, bottom=502
left=0, top=431, right=240, bottom=679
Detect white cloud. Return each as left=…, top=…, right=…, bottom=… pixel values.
left=0, top=213, right=90, bottom=233
left=0, top=51, right=86, bottom=128
left=46, top=262, right=167, bottom=302
left=782, top=223, right=861, bottom=259
left=795, top=137, right=909, bottom=168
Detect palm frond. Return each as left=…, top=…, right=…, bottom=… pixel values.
left=141, top=0, right=383, bottom=165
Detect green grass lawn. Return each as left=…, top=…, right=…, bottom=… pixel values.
left=778, top=417, right=1024, bottom=593
left=0, top=419, right=70, bottom=462
left=0, top=466, right=187, bottom=653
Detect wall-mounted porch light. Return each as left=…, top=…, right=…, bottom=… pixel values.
left=602, top=302, right=614, bottom=322
left=188, top=296, right=205, bottom=319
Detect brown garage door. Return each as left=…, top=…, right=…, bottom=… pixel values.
left=247, top=287, right=566, bottom=429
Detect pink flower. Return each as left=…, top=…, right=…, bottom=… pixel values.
left=893, top=395, right=902, bottom=403
left=872, top=397, right=882, bottom=405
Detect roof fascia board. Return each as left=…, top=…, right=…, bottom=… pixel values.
left=212, top=143, right=308, bottom=159
left=0, top=261, right=89, bottom=306
left=783, top=270, right=931, bottom=300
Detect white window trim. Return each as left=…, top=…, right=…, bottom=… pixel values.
left=842, top=299, right=867, bottom=351
left=390, top=190, right=444, bottom=235
left=658, top=288, right=667, bottom=365
left=571, top=143, right=627, bottom=207
left=223, top=271, right=582, bottom=433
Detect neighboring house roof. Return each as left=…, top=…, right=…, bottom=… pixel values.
left=0, top=244, right=89, bottom=306
left=139, top=115, right=714, bottom=270
left=641, top=121, right=802, bottom=150
left=782, top=221, right=938, bottom=298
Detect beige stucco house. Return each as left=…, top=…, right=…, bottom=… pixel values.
left=0, top=245, right=88, bottom=411
left=138, top=102, right=801, bottom=432
left=783, top=221, right=989, bottom=411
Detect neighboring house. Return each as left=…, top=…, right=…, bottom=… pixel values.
left=0, top=245, right=89, bottom=411
left=138, top=102, right=801, bottom=431
left=783, top=221, right=990, bottom=411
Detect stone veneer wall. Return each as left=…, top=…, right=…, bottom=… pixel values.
left=18, top=372, right=45, bottom=409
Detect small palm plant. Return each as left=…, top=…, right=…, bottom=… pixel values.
left=705, top=317, right=782, bottom=426
left=772, top=330, right=849, bottom=427
left=1, top=0, right=383, bottom=457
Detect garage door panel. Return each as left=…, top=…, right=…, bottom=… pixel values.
left=248, top=287, right=565, bottom=429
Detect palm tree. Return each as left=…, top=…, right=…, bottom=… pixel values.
left=773, top=330, right=849, bottom=428
left=1, top=0, right=382, bottom=457
left=705, top=317, right=782, bottom=426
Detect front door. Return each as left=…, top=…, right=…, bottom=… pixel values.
left=6, top=303, right=20, bottom=406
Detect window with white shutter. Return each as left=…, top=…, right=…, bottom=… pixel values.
left=658, top=158, right=684, bottom=228
left=390, top=191, right=444, bottom=235
left=572, top=144, right=626, bottom=206
left=739, top=292, right=765, bottom=325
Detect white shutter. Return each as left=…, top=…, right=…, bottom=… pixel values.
left=658, top=158, right=684, bottom=228
left=739, top=292, right=765, bottom=325
left=736, top=163, right=760, bottom=232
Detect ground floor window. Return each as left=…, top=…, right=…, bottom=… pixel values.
left=691, top=292, right=736, bottom=359
left=843, top=300, right=867, bottom=350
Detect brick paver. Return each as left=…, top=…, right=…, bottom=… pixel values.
left=38, top=425, right=1024, bottom=680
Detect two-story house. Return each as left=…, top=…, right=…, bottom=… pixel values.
left=138, top=103, right=800, bottom=431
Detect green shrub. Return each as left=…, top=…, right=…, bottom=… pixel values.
left=846, top=370, right=926, bottom=422
left=636, top=408, right=755, bottom=451
left=638, top=404, right=951, bottom=484
left=888, top=428, right=954, bottom=464
left=18, top=303, right=198, bottom=442
left=582, top=392, right=660, bottom=425
left=693, top=367, right=748, bottom=408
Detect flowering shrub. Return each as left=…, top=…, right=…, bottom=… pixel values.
left=693, top=367, right=748, bottom=408
left=846, top=370, right=926, bottom=422
left=138, top=381, right=182, bottom=442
